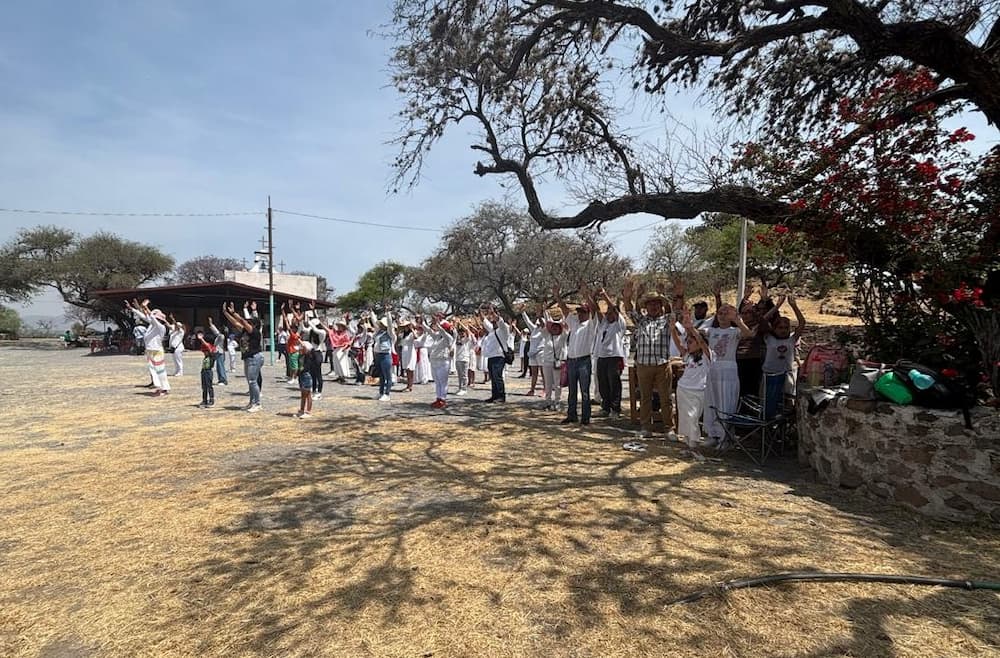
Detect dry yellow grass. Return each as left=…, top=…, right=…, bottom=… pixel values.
left=0, top=344, right=997, bottom=657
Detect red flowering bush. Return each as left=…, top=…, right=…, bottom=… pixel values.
left=735, top=68, right=999, bottom=397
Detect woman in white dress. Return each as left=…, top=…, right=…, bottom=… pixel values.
left=414, top=324, right=432, bottom=384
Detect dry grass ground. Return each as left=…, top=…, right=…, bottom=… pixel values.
left=0, top=343, right=997, bottom=658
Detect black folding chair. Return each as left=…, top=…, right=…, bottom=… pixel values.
left=710, top=391, right=788, bottom=465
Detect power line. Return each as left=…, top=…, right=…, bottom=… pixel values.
left=0, top=207, right=263, bottom=218
left=272, top=208, right=442, bottom=233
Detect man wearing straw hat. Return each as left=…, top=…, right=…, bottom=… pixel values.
left=622, top=279, right=680, bottom=440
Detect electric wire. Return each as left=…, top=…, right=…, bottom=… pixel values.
left=272, top=208, right=442, bottom=233
left=0, top=208, right=262, bottom=218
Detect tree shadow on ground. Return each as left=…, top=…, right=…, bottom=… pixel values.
left=174, top=406, right=1000, bottom=656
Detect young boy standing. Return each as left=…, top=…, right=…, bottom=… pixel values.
left=296, top=341, right=314, bottom=418
left=196, top=331, right=216, bottom=408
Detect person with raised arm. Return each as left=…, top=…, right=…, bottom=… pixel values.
left=206, top=315, right=229, bottom=386
left=758, top=292, right=807, bottom=419
left=427, top=315, right=457, bottom=408
left=621, top=278, right=678, bottom=439
left=593, top=287, right=627, bottom=420
left=479, top=303, right=509, bottom=403
left=522, top=304, right=546, bottom=397
left=167, top=312, right=186, bottom=376
left=703, top=303, right=755, bottom=447
left=370, top=308, right=396, bottom=401
left=555, top=283, right=598, bottom=426
left=675, top=309, right=712, bottom=447
left=126, top=298, right=171, bottom=396
left=453, top=319, right=474, bottom=396
left=222, top=300, right=264, bottom=412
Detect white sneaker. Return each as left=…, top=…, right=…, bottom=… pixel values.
left=665, top=430, right=678, bottom=441
left=296, top=411, right=311, bottom=418
left=456, top=389, right=467, bottom=396
left=246, top=404, right=262, bottom=413
left=286, top=378, right=295, bottom=384
left=378, top=394, right=390, bottom=402
left=313, top=393, right=323, bottom=400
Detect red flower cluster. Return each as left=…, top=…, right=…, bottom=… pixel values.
left=951, top=282, right=986, bottom=307
left=913, top=160, right=940, bottom=180
left=948, top=128, right=975, bottom=143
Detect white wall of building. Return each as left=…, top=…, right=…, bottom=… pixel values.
left=224, top=270, right=318, bottom=299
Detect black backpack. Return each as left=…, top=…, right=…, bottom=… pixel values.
left=891, top=360, right=973, bottom=428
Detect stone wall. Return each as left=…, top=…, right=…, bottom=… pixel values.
left=797, top=396, right=1000, bottom=523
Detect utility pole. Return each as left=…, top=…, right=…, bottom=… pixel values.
left=267, top=197, right=276, bottom=366
left=737, top=217, right=749, bottom=306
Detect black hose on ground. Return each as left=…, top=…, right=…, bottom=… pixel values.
left=667, top=571, right=1000, bottom=605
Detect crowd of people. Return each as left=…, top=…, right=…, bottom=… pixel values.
left=124, top=280, right=806, bottom=446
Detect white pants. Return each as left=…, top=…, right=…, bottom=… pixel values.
left=704, top=362, right=739, bottom=439
left=676, top=385, right=705, bottom=444
left=431, top=359, right=450, bottom=400
left=147, top=349, right=170, bottom=391
left=330, top=348, right=351, bottom=379
left=542, top=361, right=563, bottom=403
left=172, top=347, right=184, bottom=375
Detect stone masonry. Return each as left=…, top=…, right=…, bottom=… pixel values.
left=797, top=396, right=1000, bottom=523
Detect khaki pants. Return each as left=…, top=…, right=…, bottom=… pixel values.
left=636, top=362, right=673, bottom=433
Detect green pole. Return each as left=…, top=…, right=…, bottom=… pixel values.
left=267, top=197, right=275, bottom=366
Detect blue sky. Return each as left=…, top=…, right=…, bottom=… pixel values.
left=2, top=2, right=994, bottom=320
left=2, top=1, right=647, bottom=317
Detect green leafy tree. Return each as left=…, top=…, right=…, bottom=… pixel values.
left=0, top=226, right=174, bottom=324
left=0, top=305, right=21, bottom=338
left=337, top=261, right=409, bottom=313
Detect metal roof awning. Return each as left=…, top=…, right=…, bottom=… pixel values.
left=92, top=281, right=336, bottom=310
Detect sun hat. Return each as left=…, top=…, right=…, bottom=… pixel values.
left=641, top=292, right=668, bottom=304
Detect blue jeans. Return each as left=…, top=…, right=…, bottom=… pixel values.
left=763, top=372, right=786, bottom=419
left=376, top=352, right=393, bottom=396
left=214, top=352, right=228, bottom=385
left=567, top=356, right=592, bottom=422
left=200, top=368, right=214, bottom=404
left=488, top=357, right=506, bottom=401
left=244, top=352, right=264, bottom=405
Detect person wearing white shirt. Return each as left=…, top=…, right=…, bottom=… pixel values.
left=167, top=314, right=185, bottom=376
left=554, top=285, right=598, bottom=425
left=592, top=289, right=626, bottom=419
left=522, top=307, right=547, bottom=396
left=479, top=304, right=510, bottom=402
left=427, top=318, right=457, bottom=408
left=538, top=313, right=568, bottom=410
left=126, top=298, right=171, bottom=395
left=453, top=320, right=474, bottom=395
